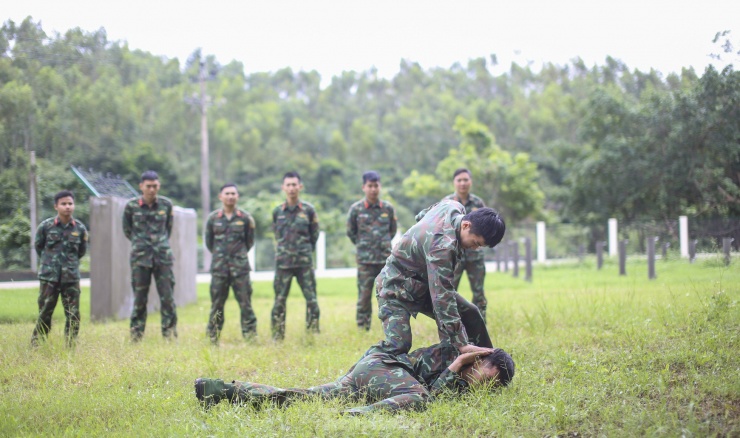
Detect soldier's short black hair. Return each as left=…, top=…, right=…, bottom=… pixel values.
left=463, top=208, right=505, bottom=248
left=283, top=171, right=301, bottom=182
left=141, top=170, right=159, bottom=182
left=453, top=168, right=472, bottom=180
left=482, top=348, right=515, bottom=387
left=362, top=171, right=380, bottom=184
left=54, top=190, right=75, bottom=204
left=220, top=183, right=238, bottom=193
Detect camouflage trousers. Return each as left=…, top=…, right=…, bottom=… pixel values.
left=31, top=281, right=80, bottom=347
left=130, top=263, right=178, bottom=341
left=453, top=257, right=487, bottom=319
left=373, top=293, right=492, bottom=356
left=228, top=351, right=430, bottom=413
left=356, top=263, right=384, bottom=330
left=207, top=272, right=257, bottom=342
left=271, top=266, right=320, bottom=340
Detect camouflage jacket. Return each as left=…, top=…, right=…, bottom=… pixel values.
left=346, top=198, right=397, bottom=264
left=205, top=208, right=255, bottom=276
left=272, top=200, right=319, bottom=268
left=122, top=196, right=174, bottom=267
left=397, top=342, right=469, bottom=394
left=377, top=199, right=469, bottom=348
left=35, top=216, right=88, bottom=283
left=444, top=193, right=487, bottom=261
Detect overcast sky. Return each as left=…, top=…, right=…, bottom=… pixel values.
left=5, top=0, right=739, bottom=81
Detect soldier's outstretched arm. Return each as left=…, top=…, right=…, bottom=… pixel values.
left=426, top=239, right=468, bottom=349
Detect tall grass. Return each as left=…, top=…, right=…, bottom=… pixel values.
left=1, top=257, right=738, bottom=436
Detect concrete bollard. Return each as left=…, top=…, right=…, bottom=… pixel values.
left=596, top=241, right=606, bottom=270
left=618, top=239, right=628, bottom=276
left=647, top=237, right=658, bottom=280
left=524, top=237, right=532, bottom=282
left=689, top=239, right=697, bottom=263
left=723, top=238, right=734, bottom=266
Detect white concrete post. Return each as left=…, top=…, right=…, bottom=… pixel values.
left=248, top=245, right=256, bottom=271
left=608, top=218, right=618, bottom=257
left=536, top=221, right=546, bottom=263
left=679, top=215, right=689, bottom=258
left=316, top=231, right=326, bottom=272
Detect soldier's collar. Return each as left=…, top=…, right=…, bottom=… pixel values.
left=453, top=194, right=470, bottom=204
left=54, top=216, right=76, bottom=227
left=217, top=209, right=242, bottom=218
left=363, top=199, right=382, bottom=209
left=138, top=196, right=158, bottom=207
left=282, top=201, right=302, bottom=211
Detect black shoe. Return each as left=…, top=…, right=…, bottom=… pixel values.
left=194, top=378, right=226, bottom=406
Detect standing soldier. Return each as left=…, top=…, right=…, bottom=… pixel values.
left=445, top=168, right=489, bottom=319
left=204, top=183, right=257, bottom=344
left=31, top=190, right=88, bottom=347
left=271, top=171, right=320, bottom=340
left=346, top=171, right=397, bottom=330
left=123, top=170, right=177, bottom=341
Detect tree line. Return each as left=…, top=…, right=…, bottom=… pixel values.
left=1, top=17, right=738, bottom=269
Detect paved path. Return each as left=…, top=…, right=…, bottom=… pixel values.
left=0, top=267, right=359, bottom=289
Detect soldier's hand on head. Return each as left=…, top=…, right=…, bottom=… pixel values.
left=458, top=344, right=496, bottom=355
left=449, top=349, right=496, bottom=373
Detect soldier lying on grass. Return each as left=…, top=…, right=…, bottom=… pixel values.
left=195, top=342, right=514, bottom=414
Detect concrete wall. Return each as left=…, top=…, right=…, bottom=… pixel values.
left=89, top=197, right=197, bottom=321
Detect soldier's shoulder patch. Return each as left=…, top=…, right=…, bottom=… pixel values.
left=313, top=215, right=319, bottom=223
left=84, top=232, right=88, bottom=241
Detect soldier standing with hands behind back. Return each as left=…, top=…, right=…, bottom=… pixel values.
left=444, top=168, right=489, bottom=319
left=123, top=170, right=177, bottom=342
left=271, top=171, right=321, bottom=340
left=346, top=171, right=397, bottom=330
left=31, top=190, right=88, bottom=347
left=204, top=183, right=257, bottom=344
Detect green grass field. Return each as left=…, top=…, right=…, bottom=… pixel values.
left=1, top=257, right=738, bottom=436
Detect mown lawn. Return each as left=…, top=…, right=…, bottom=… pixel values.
left=1, top=257, right=738, bottom=436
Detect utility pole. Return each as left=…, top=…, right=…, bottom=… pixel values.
left=199, top=61, right=212, bottom=270
left=29, top=151, right=38, bottom=272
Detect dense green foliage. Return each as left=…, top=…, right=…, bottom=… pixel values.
left=1, top=17, right=739, bottom=268
left=1, top=260, right=738, bottom=435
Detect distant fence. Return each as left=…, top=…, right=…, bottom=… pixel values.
left=193, top=215, right=738, bottom=273
left=5, top=216, right=738, bottom=274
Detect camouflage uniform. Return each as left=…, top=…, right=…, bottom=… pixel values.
left=271, top=201, right=320, bottom=340
left=218, top=342, right=468, bottom=413
left=123, top=196, right=177, bottom=340
left=444, top=193, right=488, bottom=318
left=31, top=216, right=88, bottom=346
left=374, top=200, right=490, bottom=355
left=205, top=208, right=257, bottom=342
left=346, top=199, right=397, bottom=330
